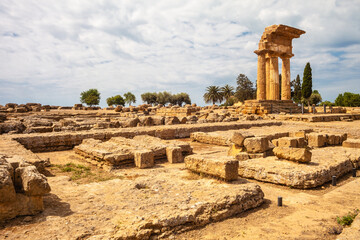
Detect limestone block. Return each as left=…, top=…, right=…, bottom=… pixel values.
left=244, top=137, right=270, bottom=153
left=248, top=152, right=267, bottom=159
left=134, top=150, right=154, bottom=169
left=235, top=152, right=250, bottom=161
left=273, top=137, right=305, bottom=148
left=230, top=132, right=245, bottom=146
left=15, top=165, right=51, bottom=196
left=185, top=155, right=239, bottom=181
left=166, top=147, right=183, bottom=163
left=343, top=139, right=360, bottom=148
left=307, top=133, right=326, bottom=147
left=0, top=195, right=43, bottom=222
left=273, top=137, right=297, bottom=148
left=273, top=147, right=311, bottom=163
left=0, top=168, right=16, bottom=203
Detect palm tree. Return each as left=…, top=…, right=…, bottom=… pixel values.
left=221, top=84, right=235, bottom=102
left=203, top=86, right=223, bottom=105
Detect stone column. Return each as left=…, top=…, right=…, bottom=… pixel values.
left=256, top=54, right=266, bottom=100
left=269, top=56, right=279, bottom=100
left=266, top=58, right=270, bottom=100
left=281, top=57, right=291, bottom=100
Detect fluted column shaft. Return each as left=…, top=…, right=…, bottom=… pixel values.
left=256, top=54, right=266, bottom=100
left=281, top=57, right=291, bottom=100
left=269, top=57, right=279, bottom=100
left=265, top=58, right=270, bottom=100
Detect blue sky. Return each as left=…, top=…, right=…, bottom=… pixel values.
left=1, top=0, right=359, bottom=107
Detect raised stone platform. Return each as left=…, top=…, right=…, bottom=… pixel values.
left=240, top=100, right=302, bottom=115
left=74, top=135, right=192, bottom=168
left=238, top=147, right=360, bottom=188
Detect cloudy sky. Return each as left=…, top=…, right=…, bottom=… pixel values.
left=1, top=0, right=359, bottom=107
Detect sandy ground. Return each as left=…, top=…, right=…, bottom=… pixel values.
left=1, top=120, right=360, bottom=239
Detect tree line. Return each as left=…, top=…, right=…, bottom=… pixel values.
left=141, top=92, right=191, bottom=106
left=79, top=89, right=191, bottom=107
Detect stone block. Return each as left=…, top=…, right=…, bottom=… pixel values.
left=0, top=168, right=16, bottom=203
left=273, top=137, right=305, bottom=148
left=307, top=133, right=327, bottom=147
left=15, top=165, right=51, bottom=196
left=273, top=147, right=311, bottom=163
left=244, top=137, right=270, bottom=153
left=185, top=155, right=239, bottom=181
left=134, top=150, right=154, bottom=169
left=166, top=147, right=183, bottom=163
left=235, top=152, right=250, bottom=161
left=343, top=139, right=360, bottom=148
left=248, top=152, right=267, bottom=159
left=230, top=132, right=245, bottom=146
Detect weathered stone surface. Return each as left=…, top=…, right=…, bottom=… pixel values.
left=15, top=164, right=51, bottom=196
left=75, top=135, right=192, bottom=167
left=166, top=147, right=183, bottom=163
left=134, top=150, right=154, bottom=169
left=230, top=132, right=246, bottom=146
left=248, top=152, right=267, bottom=159
left=336, top=211, right=360, bottom=240
left=0, top=168, right=16, bottom=203
left=185, top=154, right=239, bottom=181
left=234, top=152, right=250, bottom=161
left=307, top=133, right=327, bottom=147
left=343, top=139, right=360, bottom=148
left=238, top=147, right=353, bottom=188
left=244, top=137, right=270, bottom=153
left=0, top=195, right=44, bottom=222
left=272, top=136, right=306, bottom=148
left=273, top=147, right=312, bottom=163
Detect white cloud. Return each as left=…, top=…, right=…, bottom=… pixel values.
left=0, top=0, right=359, bottom=106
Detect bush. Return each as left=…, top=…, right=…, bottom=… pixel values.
left=337, top=209, right=359, bottom=226
left=80, top=89, right=100, bottom=106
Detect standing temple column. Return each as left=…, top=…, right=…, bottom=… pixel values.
left=269, top=56, right=279, bottom=100
left=256, top=54, right=266, bottom=100
left=265, top=58, right=270, bottom=100
left=281, top=57, right=291, bottom=100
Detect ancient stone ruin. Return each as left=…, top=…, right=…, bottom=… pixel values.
left=0, top=155, right=51, bottom=222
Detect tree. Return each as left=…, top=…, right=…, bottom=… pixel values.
left=141, top=92, right=157, bottom=105
left=171, top=93, right=191, bottom=106
left=291, top=74, right=302, bottom=104
left=309, top=90, right=322, bottom=105
left=106, top=95, right=125, bottom=106
left=221, top=84, right=235, bottom=102
left=80, top=89, right=100, bottom=107
left=279, top=74, right=282, bottom=100
left=320, top=101, right=335, bottom=106
left=301, top=62, right=312, bottom=104
left=234, top=74, right=255, bottom=102
left=203, top=86, right=223, bottom=105
left=156, top=91, right=172, bottom=105
left=124, top=92, right=136, bottom=106
left=335, top=92, right=360, bottom=107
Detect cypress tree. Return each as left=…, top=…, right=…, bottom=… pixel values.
left=293, top=74, right=302, bottom=103
left=301, top=62, right=312, bottom=100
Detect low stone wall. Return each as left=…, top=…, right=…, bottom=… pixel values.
left=11, top=121, right=281, bottom=153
